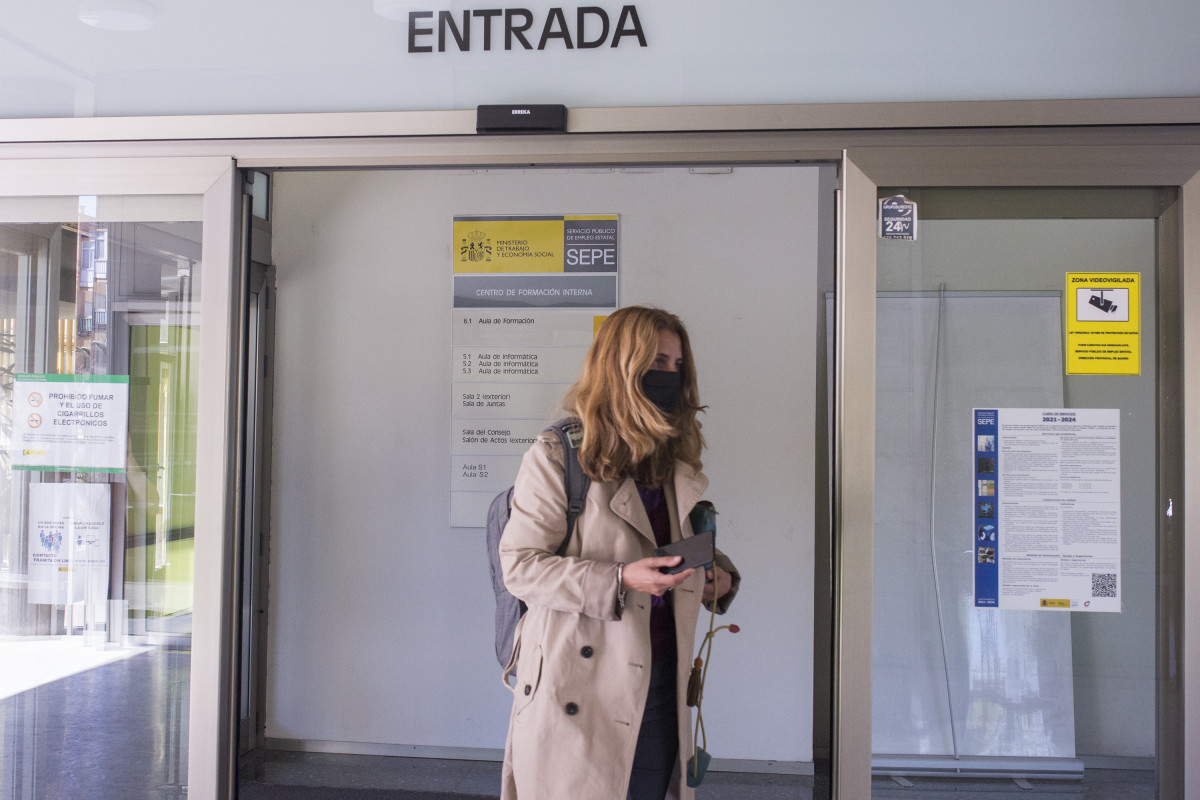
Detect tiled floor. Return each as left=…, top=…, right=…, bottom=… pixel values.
left=0, top=646, right=190, bottom=800
left=0, top=635, right=151, bottom=701
left=0, top=649, right=1160, bottom=800
left=870, top=770, right=1153, bottom=800
left=239, top=750, right=1156, bottom=800
left=238, top=750, right=819, bottom=800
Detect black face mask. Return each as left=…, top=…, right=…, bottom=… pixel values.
left=641, top=370, right=682, bottom=414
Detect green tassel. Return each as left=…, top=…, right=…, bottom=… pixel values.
left=686, top=747, right=712, bottom=788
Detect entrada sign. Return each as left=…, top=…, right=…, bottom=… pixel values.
left=408, top=6, right=647, bottom=52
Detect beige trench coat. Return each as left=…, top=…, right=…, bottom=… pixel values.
left=498, top=431, right=740, bottom=800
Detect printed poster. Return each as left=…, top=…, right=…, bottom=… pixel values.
left=1065, top=272, right=1140, bottom=375
left=973, top=408, right=1121, bottom=612
left=11, top=374, right=129, bottom=472
left=27, top=482, right=112, bottom=606
left=451, top=214, right=618, bottom=527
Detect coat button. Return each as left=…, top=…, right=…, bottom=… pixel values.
left=565, top=702, right=579, bottom=716
left=524, top=684, right=531, bottom=696
left=580, top=646, right=594, bottom=658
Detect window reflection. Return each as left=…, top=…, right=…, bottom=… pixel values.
left=0, top=209, right=202, bottom=798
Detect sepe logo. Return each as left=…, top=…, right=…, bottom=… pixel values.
left=460, top=229, right=492, bottom=263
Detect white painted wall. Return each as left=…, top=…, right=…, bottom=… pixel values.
left=267, top=166, right=826, bottom=763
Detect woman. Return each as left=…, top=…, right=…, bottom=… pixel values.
left=499, top=306, right=739, bottom=800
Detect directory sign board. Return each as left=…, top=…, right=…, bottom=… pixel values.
left=451, top=215, right=617, bottom=526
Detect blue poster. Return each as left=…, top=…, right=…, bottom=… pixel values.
left=973, top=409, right=999, bottom=606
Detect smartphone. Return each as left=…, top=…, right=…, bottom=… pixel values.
left=654, top=530, right=715, bottom=574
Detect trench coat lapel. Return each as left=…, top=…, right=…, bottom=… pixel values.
left=671, top=461, right=709, bottom=538
left=610, top=476, right=655, bottom=544
left=609, top=462, right=709, bottom=546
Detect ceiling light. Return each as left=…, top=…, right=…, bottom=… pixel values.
left=78, top=0, right=156, bottom=32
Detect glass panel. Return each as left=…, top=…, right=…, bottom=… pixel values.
left=871, top=189, right=1160, bottom=797
left=0, top=200, right=203, bottom=799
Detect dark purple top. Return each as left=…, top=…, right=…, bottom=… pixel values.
left=637, top=485, right=677, bottom=664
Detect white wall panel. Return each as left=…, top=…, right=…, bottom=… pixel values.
left=0, top=1, right=1198, bottom=118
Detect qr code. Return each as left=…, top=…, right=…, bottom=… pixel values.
left=1091, top=573, right=1117, bottom=598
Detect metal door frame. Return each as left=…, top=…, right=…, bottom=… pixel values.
left=235, top=250, right=276, bottom=756
left=3, top=105, right=1199, bottom=800
left=834, top=145, right=1200, bottom=800
left=0, top=157, right=241, bottom=800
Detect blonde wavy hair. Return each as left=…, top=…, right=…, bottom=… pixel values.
left=563, top=306, right=704, bottom=485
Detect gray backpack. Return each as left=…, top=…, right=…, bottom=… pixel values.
left=486, top=418, right=591, bottom=668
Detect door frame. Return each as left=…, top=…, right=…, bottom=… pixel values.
left=0, top=156, right=242, bottom=800
left=235, top=255, right=276, bottom=756
left=3, top=110, right=1199, bottom=800
left=834, top=145, right=1200, bottom=800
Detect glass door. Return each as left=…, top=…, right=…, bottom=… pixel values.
left=832, top=146, right=1196, bottom=800
left=870, top=189, right=1169, bottom=795
left=0, top=158, right=239, bottom=800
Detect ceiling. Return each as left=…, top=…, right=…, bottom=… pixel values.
left=2, top=1, right=1199, bottom=120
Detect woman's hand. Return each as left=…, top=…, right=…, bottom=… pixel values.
left=702, top=565, right=731, bottom=603
left=621, top=556, right=695, bottom=596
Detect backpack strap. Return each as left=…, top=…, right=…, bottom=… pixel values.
left=548, top=417, right=590, bottom=555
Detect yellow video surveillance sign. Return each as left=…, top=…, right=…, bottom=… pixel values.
left=1065, top=272, right=1140, bottom=376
